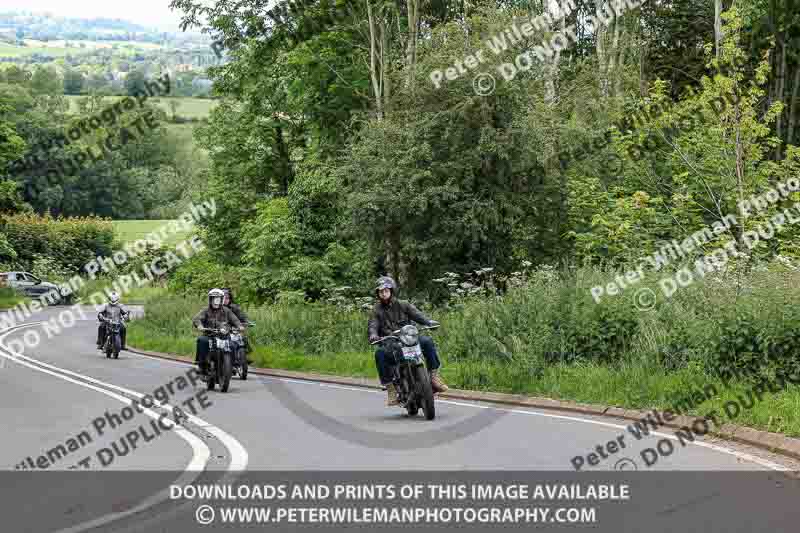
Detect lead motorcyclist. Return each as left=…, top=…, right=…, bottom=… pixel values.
left=96, top=291, right=130, bottom=350
left=192, top=288, right=242, bottom=376
left=367, top=276, right=449, bottom=406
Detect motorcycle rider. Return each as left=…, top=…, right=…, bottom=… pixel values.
left=222, top=287, right=252, bottom=360
left=222, top=288, right=249, bottom=324
left=367, top=276, right=449, bottom=406
left=96, top=291, right=130, bottom=350
left=192, top=288, right=242, bottom=376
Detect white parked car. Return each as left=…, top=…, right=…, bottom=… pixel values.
left=0, top=271, right=71, bottom=304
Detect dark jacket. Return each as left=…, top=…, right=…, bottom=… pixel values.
left=192, top=306, right=242, bottom=330
left=98, top=302, right=129, bottom=322
left=368, top=297, right=433, bottom=339
left=225, top=303, right=249, bottom=323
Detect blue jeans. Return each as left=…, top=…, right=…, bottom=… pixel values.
left=375, top=335, right=441, bottom=385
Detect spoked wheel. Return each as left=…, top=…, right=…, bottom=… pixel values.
left=239, top=348, right=248, bottom=380
left=220, top=352, right=233, bottom=392
left=415, top=366, right=435, bottom=420
left=207, top=362, right=216, bottom=391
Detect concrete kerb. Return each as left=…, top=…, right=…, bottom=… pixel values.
left=125, top=345, right=800, bottom=464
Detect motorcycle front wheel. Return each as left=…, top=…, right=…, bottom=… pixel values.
left=220, top=351, right=233, bottom=392
left=207, top=357, right=216, bottom=391
left=415, top=365, right=435, bottom=420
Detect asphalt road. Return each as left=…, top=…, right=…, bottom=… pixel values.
left=2, top=305, right=800, bottom=532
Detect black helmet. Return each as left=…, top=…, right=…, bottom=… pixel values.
left=222, top=287, right=233, bottom=303
left=374, top=276, right=396, bottom=297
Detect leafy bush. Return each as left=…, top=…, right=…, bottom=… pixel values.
left=31, top=254, right=72, bottom=281
left=167, top=251, right=244, bottom=298
left=3, top=213, right=114, bottom=274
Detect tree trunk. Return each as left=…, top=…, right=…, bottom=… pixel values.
left=405, top=0, right=419, bottom=93
left=787, top=66, right=800, bottom=146
left=366, top=0, right=384, bottom=120
left=596, top=10, right=608, bottom=97
left=714, top=0, right=723, bottom=60
left=775, top=29, right=787, bottom=160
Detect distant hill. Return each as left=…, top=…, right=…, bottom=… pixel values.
left=0, top=10, right=204, bottom=45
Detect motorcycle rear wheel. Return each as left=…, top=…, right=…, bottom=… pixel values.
left=238, top=348, right=248, bottom=380
left=415, top=366, right=435, bottom=420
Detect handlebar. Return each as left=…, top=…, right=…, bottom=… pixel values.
left=199, top=326, right=240, bottom=335
left=100, top=314, right=128, bottom=323
left=369, top=324, right=440, bottom=345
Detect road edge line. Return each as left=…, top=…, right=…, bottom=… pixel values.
left=126, top=344, right=800, bottom=465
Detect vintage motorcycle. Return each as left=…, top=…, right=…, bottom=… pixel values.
left=200, top=324, right=236, bottom=392
left=371, top=324, right=439, bottom=420
left=229, top=321, right=255, bottom=380
left=101, top=314, right=127, bottom=360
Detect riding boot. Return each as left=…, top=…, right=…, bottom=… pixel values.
left=430, top=369, right=449, bottom=393
left=386, top=383, right=399, bottom=406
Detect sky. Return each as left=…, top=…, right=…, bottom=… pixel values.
left=0, top=0, right=204, bottom=31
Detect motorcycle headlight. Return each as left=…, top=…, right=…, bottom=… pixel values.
left=399, top=325, right=419, bottom=346
left=220, top=324, right=230, bottom=335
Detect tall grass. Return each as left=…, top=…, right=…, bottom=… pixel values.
left=0, top=288, right=26, bottom=309
left=127, top=266, right=800, bottom=436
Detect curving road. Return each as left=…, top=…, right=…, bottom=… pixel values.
left=2, top=306, right=800, bottom=532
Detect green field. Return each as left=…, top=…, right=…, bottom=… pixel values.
left=113, top=220, right=194, bottom=247
left=65, top=95, right=216, bottom=119
left=0, top=39, right=165, bottom=58
left=0, top=41, right=70, bottom=57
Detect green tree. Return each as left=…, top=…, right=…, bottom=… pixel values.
left=63, top=68, right=85, bottom=95
left=30, top=66, right=62, bottom=95
left=125, top=69, right=147, bottom=96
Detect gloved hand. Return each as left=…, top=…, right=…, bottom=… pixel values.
left=369, top=334, right=380, bottom=344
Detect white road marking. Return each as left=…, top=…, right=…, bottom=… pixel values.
left=255, top=376, right=788, bottom=471
left=0, top=322, right=249, bottom=532
left=127, top=333, right=789, bottom=472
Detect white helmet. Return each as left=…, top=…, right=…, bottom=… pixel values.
left=208, top=288, right=224, bottom=309
left=109, top=291, right=120, bottom=304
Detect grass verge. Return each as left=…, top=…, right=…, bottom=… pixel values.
left=0, top=288, right=27, bottom=309
left=127, top=286, right=800, bottom=440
